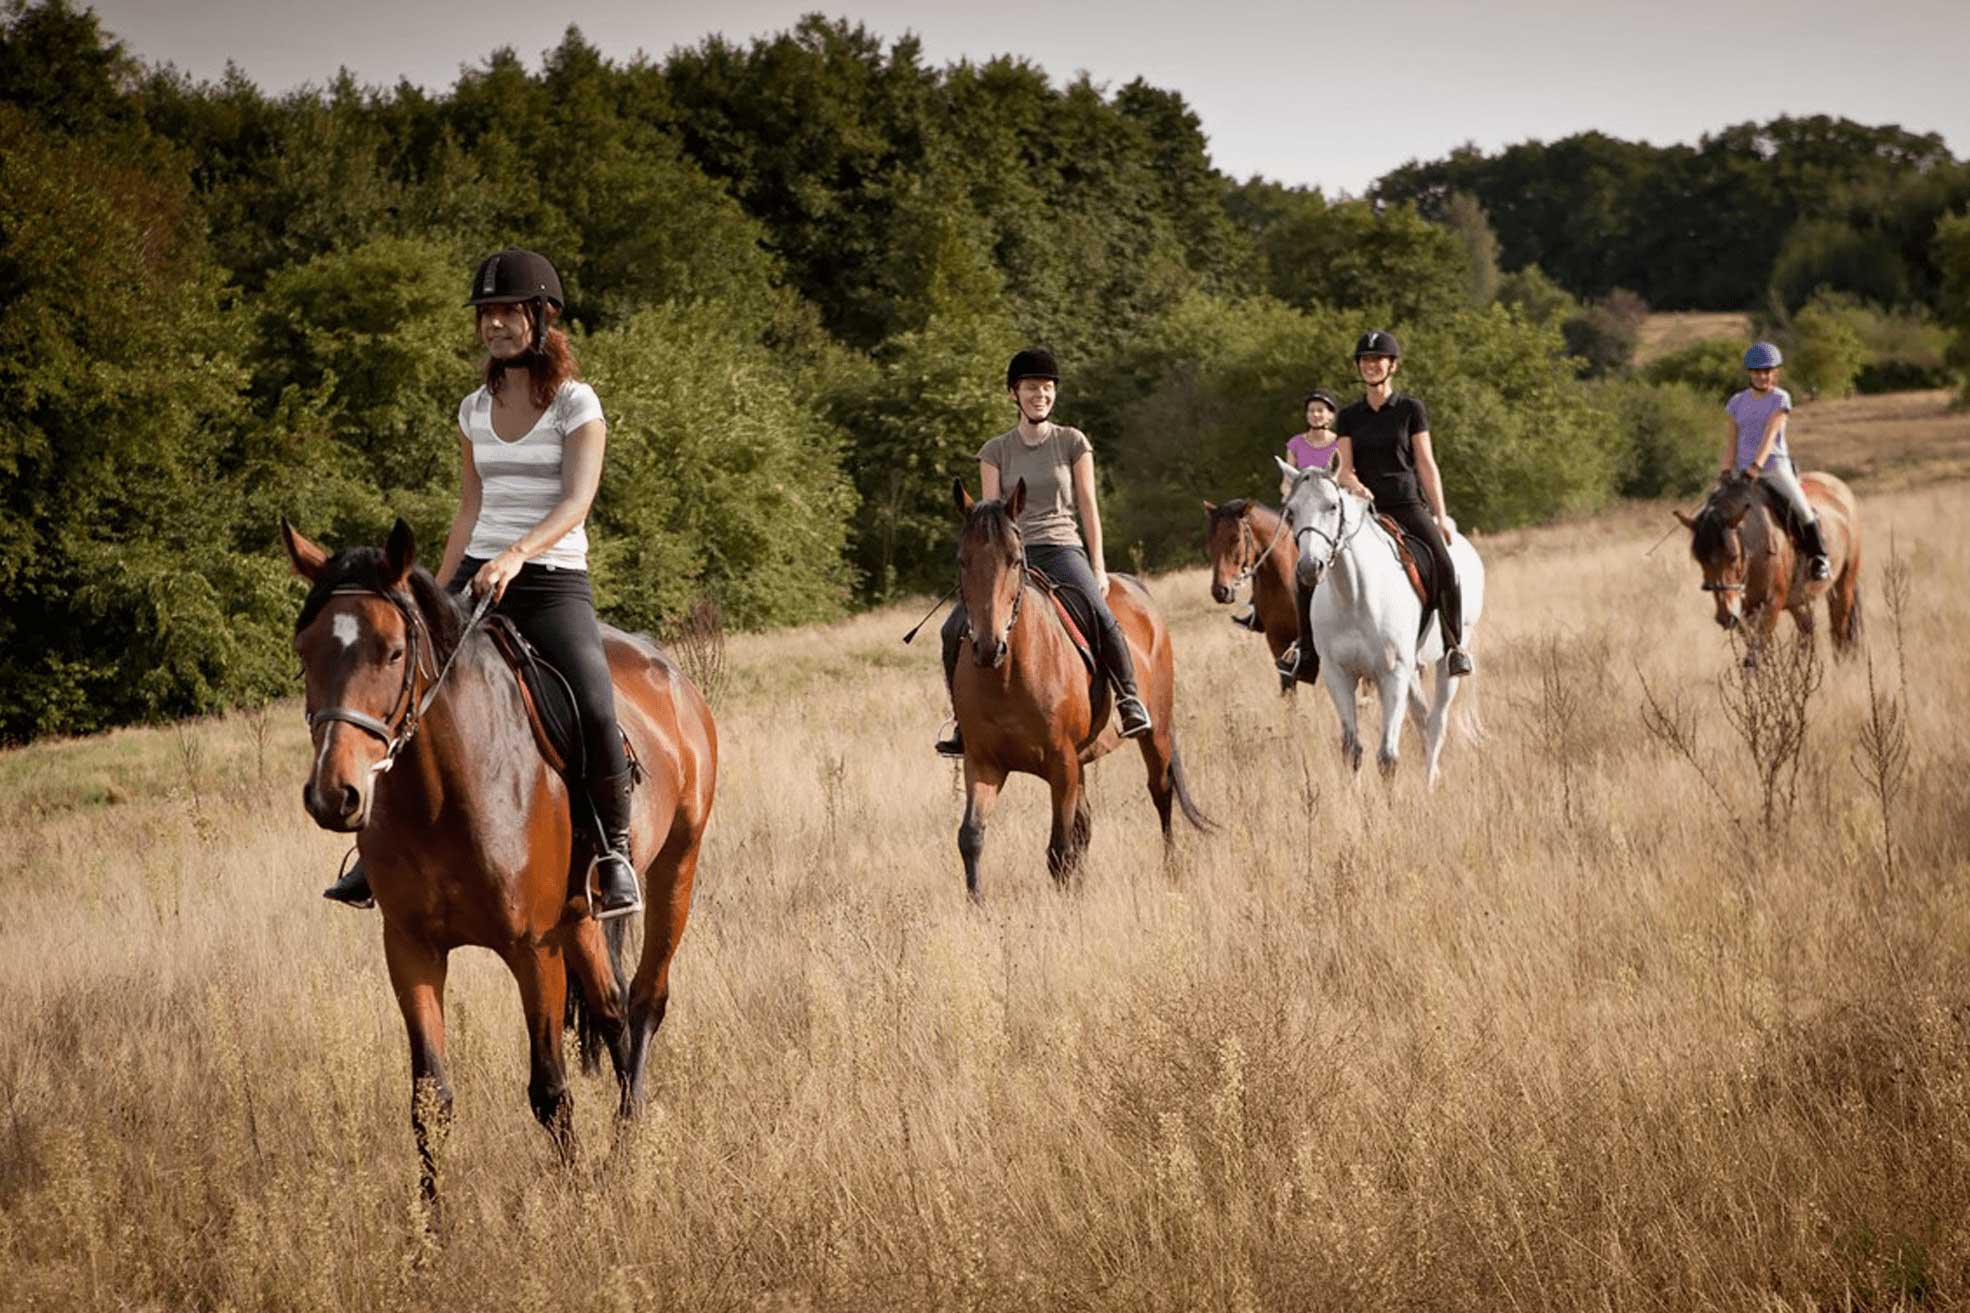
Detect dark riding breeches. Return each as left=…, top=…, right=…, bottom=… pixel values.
left=941, top=544, right=1139, bottom=691
left=449, top=558, right=629, bottom=779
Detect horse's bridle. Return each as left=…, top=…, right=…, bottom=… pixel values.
left=305, top=585, right=491, bottom=775
left=1230, top=510, right=1291, bottom=587
left=960, top=546, right=1027, bottom=658
left=1290, top=482, right=1366, bottom=574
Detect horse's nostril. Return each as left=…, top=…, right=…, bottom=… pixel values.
left=338, top=783, right=362, bottom=818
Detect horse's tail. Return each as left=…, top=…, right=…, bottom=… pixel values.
left=1168, top=735, right=1218, bottom=834
left=569, top=916, right=631, bottom=1076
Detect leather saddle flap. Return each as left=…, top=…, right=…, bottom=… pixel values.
left=1374, top=514, right=1433, bottom=606
left=486, top=616, right=582, bottom=776
left=1026, top=567, right=1099, bottom=679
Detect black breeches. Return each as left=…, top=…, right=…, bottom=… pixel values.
left=940, top=544, right=1137, bottom=690
left=1380, top=502, right=1463, bottom=648
left=450, top=558, right=629, bottom=779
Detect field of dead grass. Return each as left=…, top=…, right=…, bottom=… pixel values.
left=5, top=429, right=1970, bottom=1309
left=1635, top=310, right=1753, bottom=365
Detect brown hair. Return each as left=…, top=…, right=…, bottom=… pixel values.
left=482, top=302, right=580, bottom=409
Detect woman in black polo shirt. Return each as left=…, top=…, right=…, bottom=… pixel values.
left=1281, top=330, right=1472, bottom=683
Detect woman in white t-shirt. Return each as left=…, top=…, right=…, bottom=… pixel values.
left=322, top=249, right=642, bottom=920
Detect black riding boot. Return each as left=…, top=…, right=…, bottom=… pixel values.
left=1277, top=582, right=1321, bottom=685
left=1103, top=628, right=1153, bottom=738
left=585, top=768, right=642, bottom=920
left=1801, top=518, right=1832, bottom=581
left=935, top=614, right=965, bottom=758
left=323, top=858, right=374, bottom=909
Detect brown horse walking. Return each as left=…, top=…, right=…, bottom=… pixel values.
left=1676, top=469, right=1863, bottom=661
left=1203, top=498, right=1301, bottom=693
left=951, top=480, right=1212, bottom=896
left=283, top=519, right=716, bottom=1209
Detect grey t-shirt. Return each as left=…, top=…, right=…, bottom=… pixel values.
left=977, top=423, right=1092, bottom=547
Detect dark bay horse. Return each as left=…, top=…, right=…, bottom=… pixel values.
left=283, top=519, right=716, bottom=1209
left=1203, top=498, right=1300, bottom=692
left=950, top=479, right=1212, bottom=896
left=1675, top=470, right=1862, bottom=661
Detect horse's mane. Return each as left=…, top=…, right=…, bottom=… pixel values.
left=295, top=548, right=469, bottom=661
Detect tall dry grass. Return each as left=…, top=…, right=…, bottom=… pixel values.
left=5, top=482, right=1970, bottom=1311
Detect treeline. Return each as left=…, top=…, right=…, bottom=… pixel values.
left=4, top=0, right=1969, bottom=741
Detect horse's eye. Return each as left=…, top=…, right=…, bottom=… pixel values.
left=387, top=647, right=406, bottom=665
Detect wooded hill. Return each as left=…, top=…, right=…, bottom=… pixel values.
left=4, top=0, right=1969, bottom=740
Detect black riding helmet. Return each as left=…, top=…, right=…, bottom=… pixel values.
left=1303, top=388, right=1340, bottom=412
left=1353, top=329, right=1401, bottom=360
left=1006, top=347, right=1061, bottom=391
left=467, top=249, right=565, bottom=352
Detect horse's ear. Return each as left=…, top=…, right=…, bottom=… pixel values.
left=281, top=518, right=331, bottom=581
left=1327, top=452, right=1341, bottom=476
left=1673, top=510, right=1696, bottom=530
left=1274, top=455, right=1298, bottom=483
left=953, top=478, right=973, bottom=517
left=1008, top=477, right=1027, bottom=520
left=1203, top=499, right=1217, bottom=515
left=383, top=518, right=416, bottom=587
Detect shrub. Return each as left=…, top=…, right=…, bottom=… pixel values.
left=1643, top=339, right=1745, bottom=402
left=1589, top=378, right=1718, bottom=499
left=1787, top=297, right=1869, bottom=398
left=1562, top=288, right=1649, bottom=378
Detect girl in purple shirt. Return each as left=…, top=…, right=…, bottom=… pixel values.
left=1234, top=389, right=1341, bottom=631
left=1723, top=341, right=1829, bottom=581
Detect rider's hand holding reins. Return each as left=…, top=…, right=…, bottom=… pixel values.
left=471, top=546, right=526, bottom=602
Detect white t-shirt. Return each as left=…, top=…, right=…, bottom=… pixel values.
left=458, top=380, right=603, bottom=571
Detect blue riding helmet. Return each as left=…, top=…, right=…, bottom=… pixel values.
left=1743, top=342, right=1783, bottom=370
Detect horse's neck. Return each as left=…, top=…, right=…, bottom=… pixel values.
left=1740, top=504, right=1791, bottom=594
left=1332, top=511, right=1402, bottom=611
left=1249, top=510, right=1295, bottom=598
left=379, top=642, right=530, bottom=816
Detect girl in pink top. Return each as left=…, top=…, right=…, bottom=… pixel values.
left=1235, top=389, right=1341, bottom=631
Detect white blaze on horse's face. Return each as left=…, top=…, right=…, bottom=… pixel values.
left=331, top=613, right=361, bottom=649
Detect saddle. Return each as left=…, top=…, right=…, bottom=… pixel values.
left=485, top=616, right=640, bottom=786
left=1023, top=567, right=1099, bottom=678
left=1373, top=514, right=1441, bottom=643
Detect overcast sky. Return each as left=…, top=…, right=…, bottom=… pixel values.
left=88, top=0, right=1970, bottom=195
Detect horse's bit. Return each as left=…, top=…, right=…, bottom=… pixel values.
left=306, top=586, right=493, bottom=775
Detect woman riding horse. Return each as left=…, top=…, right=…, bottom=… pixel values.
left=934, top=348, right=1152, bottom=756
left=322, top=248, right=640, bottom=919
left=1282, top=331, right=1473, bottom=686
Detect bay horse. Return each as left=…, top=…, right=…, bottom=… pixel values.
left=950, top=479, right=1212, bottom=897
left=1203, top=498, right=1301, bottom=693
left=282, top=519, right=716, bottom=1211
left=1277, top=460, right=1486, bottom=788
left=1674, top=470, right=1862, bottom=663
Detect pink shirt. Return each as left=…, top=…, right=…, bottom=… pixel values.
left=1286, top=431, right=1338, bottom=471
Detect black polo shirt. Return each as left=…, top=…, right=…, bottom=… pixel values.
left=1335, top=392, right=1430, bottom=507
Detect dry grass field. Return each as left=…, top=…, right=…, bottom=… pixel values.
left=6, top=409, right=1970, bottom=1310
left=1636, top=310, right=1753, bottom=365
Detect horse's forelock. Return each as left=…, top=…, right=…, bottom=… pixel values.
left=963, top=498, right=1021, bottom=558
left=294, top=545, right=466, bottom=660
left=1689, top=481, right=1755, bottom=566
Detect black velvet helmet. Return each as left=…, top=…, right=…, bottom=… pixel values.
left=1006, top=347, right=1061, bottom=390
left=1353, top=330, right=1401, bottom=360
left=466, top=249, right=565, bottom=310
left=1303, top=388, right=1340, bottom=411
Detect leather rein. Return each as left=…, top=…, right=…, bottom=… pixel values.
left=306, top=585, right=493, bottom=775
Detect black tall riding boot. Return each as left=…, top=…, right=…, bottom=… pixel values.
left=1801, top=518, right=1832, bottom=581
left=1277, top=582, right=1321, bottom=685
left=323, top=857, right=374, bottom=908
left=935, top=613, right=965, bottom=758
left=584, top=769, right=642, bottom=921
left=1102, top=626, right=1153, bottom=738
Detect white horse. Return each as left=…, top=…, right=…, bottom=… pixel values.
left=1277, top=458, right=1486, bottom=787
